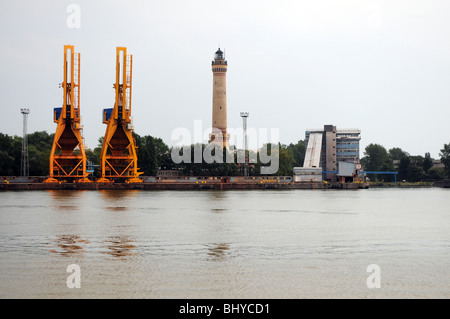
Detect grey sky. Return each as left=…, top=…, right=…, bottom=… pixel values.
left=1, top=0, right=449, bottom=158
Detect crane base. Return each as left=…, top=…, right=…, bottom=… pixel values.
left=126, top=177, right=143, bottom=184
left=97, top=178, right=114, bottom=183
left=43, top=178, right=60, bottom=183
left=77, top=177, right=92, bottom=183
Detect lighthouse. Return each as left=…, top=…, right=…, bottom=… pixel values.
left=210, top=48, right=230, bottom=149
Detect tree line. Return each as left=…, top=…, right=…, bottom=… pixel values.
left=158, top=141, right=306, bottom=177
left=361, top=143, right=450, bottom=182
left=1, top=130, right=449, bottom=181
left=0, top=131, right=305, bottom=177
left=0, top=131, right=54, bottom=176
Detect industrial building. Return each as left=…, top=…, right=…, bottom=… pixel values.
left=295, top=125, right=361, bottom=182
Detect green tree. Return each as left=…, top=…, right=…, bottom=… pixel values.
left=398, top=156, right=411, bottom=181
left=409, top=156, right=426, bottom=182
left=27, top=131, right=53, bottom=176
left=134, top=133, right=170, bottom=176
left=427, top=166, right=446, bottom=181
left=0, top=133, right=12, bottom=151
left=85, top=137, right=103, bottom=166
left=27, top=131, right=54, bottom=150
left=389, top=147, right=409, bottom=160
left=0, top=150, right=14, bottom=175
left=361, top=144, right=395, bottom=181
left=85, top=149, right=98, bottom=166
left=0, top=133, right=14, bottom=175
left=287, top=140, right=306, bottom=167
left=0, top=131, right=53, bottom=176
left=423, top=152, right=433, bottom=173
left=28, top=145, right=48, bottom=176
left=277, top=144, right=295, bottom=176
left=440, top=142, right=450, bottom=178
left=10, top=136, right=23, bottom=175
left=361, top=144, right=390, bottom=171
left=398, top=155, right=427, bottom=182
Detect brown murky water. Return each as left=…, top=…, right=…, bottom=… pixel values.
left=0, top=188, right=449, bottom=298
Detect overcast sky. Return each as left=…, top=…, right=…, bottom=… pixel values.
left=1, top=0, right=449, bottom=158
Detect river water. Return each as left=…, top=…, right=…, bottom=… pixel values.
left=0, top=188, right=449, bottom=298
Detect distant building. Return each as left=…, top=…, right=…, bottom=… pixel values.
left=432, top=159, right=445, bottom=169
left=393, top=158, right=444, bottom=169
left=157, top=169, right=183, bottom=179
left=303, top=125, right=361, bottom=182
left=293, top=167, right=322, bottom=182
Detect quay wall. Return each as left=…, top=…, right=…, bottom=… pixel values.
left=0, top=181, right=369, bottom=191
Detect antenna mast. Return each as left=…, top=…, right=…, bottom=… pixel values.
left=240, top=112, right=249, bottom=177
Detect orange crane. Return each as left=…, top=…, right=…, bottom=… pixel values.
left=44, top=45, right=90, bottom=183
left=98, top=47, right=142, bottom=183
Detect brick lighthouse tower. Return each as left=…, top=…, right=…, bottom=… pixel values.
left=210, top=48, right=230, bottom=149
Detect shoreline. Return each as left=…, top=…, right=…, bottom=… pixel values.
left=2, top=179, right=448, bottom=191
left=0, top=181, right=369, bottom=191
left=368, top=183, right=433, bottom=188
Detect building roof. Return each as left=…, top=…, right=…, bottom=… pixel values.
left=306, top=128, right=360, bottom=134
